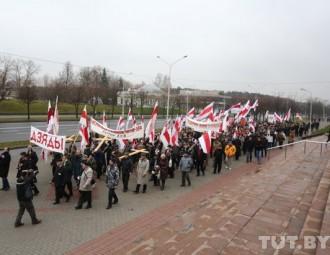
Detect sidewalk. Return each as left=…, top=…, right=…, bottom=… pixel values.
left=68, top=138, right=330, bottom=255
left=0, top=138, right=328, bottom=255
left=0, top=146, right=245, bottom=255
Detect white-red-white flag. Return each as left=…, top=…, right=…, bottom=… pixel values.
left=196, top=102, right=214, bottom=120
left=102, top=110, right=107, bottom=127
left=296, top=112, right=303, bottom=121
left=264, top=110, right=269, bottom=120
left=236, top=100, right=251, bottom=120
left=132, top=116, right=136, bottom=127
left=187, top=107, right=195, bottom=118
left=198, top=131, right=212, bottom=154
left=42, top=100, right=54, bottom=160
left=160, top=121, right=171, bottom=148
left=284, top=108, right=291, bottom=122
left=274, top=112, right=283, bottom=123
left=145, top=101, right=158, bottom=143
left=79, top=105, right=89, bottom=150
left=117, top=116, right=125, bottom=130
left=46, top=100, right=54, bottom=133
left=208, top=111, right=215, bottom=122
left=53, top=96, right=59, bottom=135
left=171, top=117, right=181, bottom=146
left=248, top=116, right=256, bottom=133
left=221, top=111, right=230, bottom=133
left=228, top=102, right=241, bottom=114
left=250, top=99, right=259, bottom=111
left=126, top=108, right=134, bottom=129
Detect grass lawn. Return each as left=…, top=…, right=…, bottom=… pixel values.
left=0, top=99, right=157, bottom=114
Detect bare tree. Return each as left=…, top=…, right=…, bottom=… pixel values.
left=59, top=62, right=74, bottom=87
left=16, top=60, right=39, bottom=120
left=0, top=57, right=14, bottom=100
left=109, top=77, right=122, bottom=117
left=137, top=86, right=147, bottom=115
left=70, top=84, right=86, bottom=119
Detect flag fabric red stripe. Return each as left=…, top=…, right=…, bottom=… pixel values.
left=198, top=131, right=211, bottom=154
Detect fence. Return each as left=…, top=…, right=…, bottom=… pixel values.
left=267, top=139, right=329, bottom=160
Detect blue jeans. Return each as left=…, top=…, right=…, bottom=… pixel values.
left=2, top=177, right=10, bottom=190
left=255, top=149, right=262, bottom=164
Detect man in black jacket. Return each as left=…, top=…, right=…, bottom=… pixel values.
left=63, top=154, right=73, bottom=197
left=121, top=153, right=133, bottom=192
left=0, top=147, right=11, bottom=191
left=27, top=145, right=40, bottom=195
left=244, top=136, right=255, bottom=163
left=213, top=144, right=223, bottom=174
left=53, top=160, right=70, bottom=204
left=15, top=170, right=41, bottom=227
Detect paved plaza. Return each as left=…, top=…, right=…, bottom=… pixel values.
left=1, top=137, right=330, bottom=254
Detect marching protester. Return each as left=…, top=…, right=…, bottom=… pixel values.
left=244, top=136, right=255, bottom=163
left=157, top=153, right=169, bottom=191
left=75, top=159, right=93, bottom=209
left=179, top=151, right=193, bottom=187
left=71, top=149, right=82, bottom=188
left=0, top=147, right=11, bottom=191
left=105, top=159, right=119, bottom=209
left=194, top=143, right=206, bottom=176
left=121, top=152, right=133, bottom=192
left=27, top=145, right=40, bottom=195
left=53, top=159, right=70, bottom=204
left=224, top=141, right=236, bottom=170
left=63, top=154, right=73, bottom=197
left=213, top=144, right=223, bottom=174
left=135, top=153, right=149, bottom=194
left=15, top=169, right=41, bottom=227
left=10, top=98, right=309, bottom=216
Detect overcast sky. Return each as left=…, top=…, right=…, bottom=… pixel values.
left=1, top=0, right=329, bottom=101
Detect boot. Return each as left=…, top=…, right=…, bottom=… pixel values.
left=32, top=219, right=42, bottom=225
left=142, top=184, right=147, bottom=193
left=134, top=184, right=140, bottom=194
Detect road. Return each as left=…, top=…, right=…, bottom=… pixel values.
left=0, top=119, right=165, bottom=142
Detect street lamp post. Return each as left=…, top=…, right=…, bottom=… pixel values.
left=300, top=88, right=313, bottom=135
left=156, top=55, right=188, bottom=120
left=121, top=83, right=125, bottom=116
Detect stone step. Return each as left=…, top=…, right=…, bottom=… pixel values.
left=291, top=160, right=330, bottom=255
left=277, top=158, right=325, bottom=255
left=315, top=162, right=330, bottom=255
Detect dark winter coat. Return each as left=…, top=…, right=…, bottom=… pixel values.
left=16, top=173, right=34, bottom=202
left=54, top=166, right=66, bottom=187
left=158, top=158, right=168, bottom=180
left=0, top=151, right=11, bottom=178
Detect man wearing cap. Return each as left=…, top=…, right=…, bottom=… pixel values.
left=15, top=170, right=41, bottom=227
left=121, top=152, right=133, bottom=192
left=224, top=141, right=236, bottom=170
left=0, top=147, right=11, bottom=191
left=75, top=159, right=93, bottom=209
left=179, top=152, right=193, bottom=187
left=135, top=153, right=149, bottom=193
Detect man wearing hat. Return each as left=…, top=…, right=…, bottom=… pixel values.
left=75, top=159, right=93, bottom=209
left=179, top=151, right=193, bottom=187
left=14, top=170, right=41, bottom=227
left=121, top=152, right=133, bottom=192
left=135, top=153, right=149, bottom=193
left=0, top=147, right=11, bottom=191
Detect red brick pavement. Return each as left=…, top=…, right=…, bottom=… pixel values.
left=67, top=142, right=330, bottom=255
left=67, top=162, right=267, bottom=255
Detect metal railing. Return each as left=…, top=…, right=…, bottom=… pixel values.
left=267, top=139, right=329, bottom=160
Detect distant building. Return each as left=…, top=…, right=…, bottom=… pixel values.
left=179, top=89, right=231, bottom=109
left=117, top=84, right=231, bottom=109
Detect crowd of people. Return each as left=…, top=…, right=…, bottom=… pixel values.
left=0, top=118, right=324, bottom=228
